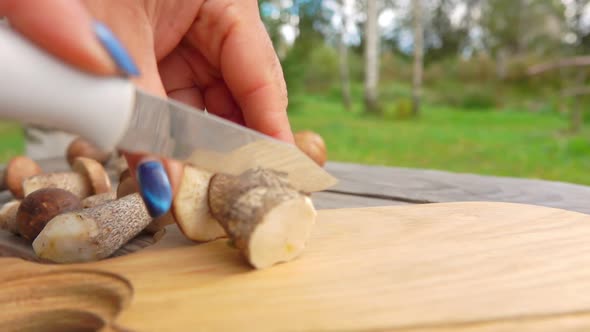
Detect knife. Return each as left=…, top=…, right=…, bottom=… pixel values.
left=0, top=24, right=337, bottom=193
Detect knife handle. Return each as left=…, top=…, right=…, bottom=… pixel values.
left=0, top=23, right=135, bottom=152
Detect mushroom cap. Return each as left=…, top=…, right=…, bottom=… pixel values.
left=116, top=175, right=138, bottom=198
left=66, top=137, right=112, bottom=166
left=294, top=131, right=327, bottom=167
left=16, top=188, right=82, bottom=242
left=4, top=156, right=43, bottom=198
left=72, top=157, right=112, bottom=194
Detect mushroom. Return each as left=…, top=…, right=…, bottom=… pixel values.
left=115, top=169, right=136, bottom=198
left=294, top=131, right=327, bottom=167
left=81, top=192, right=116, bottom=208
left=0, top=200, right=21, bottom=234
left=116, top=170, right=174, bottom=234
left=3, top=156, right=43, bottom=198
left=16, top=188, right=82, bottom=242
left=32, top=192, right=153, bottom=263
left=171, top=164, right=226, bottom=242
left=22, top=157, right=111, bottom=198
left=66, top=136, right=112, bottom=166
left=208, top=168, right=317, bottom=269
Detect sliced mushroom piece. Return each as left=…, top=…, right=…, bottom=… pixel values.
left=208, top=168, right=317, bottom=269
left=172, top=164, right=225, bottom=242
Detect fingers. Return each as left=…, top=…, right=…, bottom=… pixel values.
left=204, top=82, right=245, bottom=125
left=0, top=0, right=117, bottom=75
left=158, top=47, right=206, bottom=109
left=122, top=151, right=184, bottom=218
left=188, top=0, right=294, bottom=142
left=159, top=43, right=243, bottom=124
left=82, top=0, right=165, bottom=96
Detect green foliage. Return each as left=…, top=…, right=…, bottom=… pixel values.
left=459, top=88, right=497, bottom=110
left=288, top=92, right=590, bottom=186
left=0, top=122, right=25, bottom=162
left=383, top=98, right=414, bottom=120
left=480, top=0, right=566, bottom=56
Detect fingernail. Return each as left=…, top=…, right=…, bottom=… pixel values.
left=93, top=21, right=140, bottom=76
left=136, top=160, right=172, bottom=218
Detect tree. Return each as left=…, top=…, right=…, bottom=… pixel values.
left=479, top=0, right=566, bottom=79
left=412, top=0, right=424, bottom=116
left=267, top=0, right=329, bottom=98
left=364, top=0, right=380, bottom=114
left=338, top=0, right=352, bottom=111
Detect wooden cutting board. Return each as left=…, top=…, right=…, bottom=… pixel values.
left=2, top=201, right=590, bottom=332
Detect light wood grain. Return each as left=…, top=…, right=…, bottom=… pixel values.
left=326, top=161, right=590, bottom=214
left=1, top=202, right=590, bottom=331
left=0, top=230, right=162, bottom=262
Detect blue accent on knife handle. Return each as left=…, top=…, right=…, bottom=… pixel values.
left=94, top=21, right=140, bottom=76
left=136, top=161, right=172, bottom=218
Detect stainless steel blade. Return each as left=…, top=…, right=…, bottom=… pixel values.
left=116, top=89, right=338, bottom=192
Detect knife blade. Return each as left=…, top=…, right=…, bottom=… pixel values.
left=118, top=89, right=338, bottom=192
left=0, top=23, right=337, bottom=193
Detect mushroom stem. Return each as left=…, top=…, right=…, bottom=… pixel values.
left=23, top=172, right=91, bottom=198
left=208, top=168, right=317, bottom=269
left=22, top=157, right=111, bottom=198
left=116, top=171, right=174, bottom=234
left=81, top=192, right=116, bottom=208
left=32, top=193, right=153, bottom=263
left=0, top=200, right=20, bottom=234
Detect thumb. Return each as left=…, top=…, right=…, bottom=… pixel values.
left=0, top=0, right=118, bottom=76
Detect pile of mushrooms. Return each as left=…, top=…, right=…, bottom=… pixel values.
left=0, top=134, right=326, bottom=269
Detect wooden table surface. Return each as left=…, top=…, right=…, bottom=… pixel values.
left=9, top=157, right=590, bottom=215
left=321, top=162, right=590, bottom=214
left=3, top=157, right=590, bottom=331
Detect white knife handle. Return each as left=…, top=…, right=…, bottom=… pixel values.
left=0, top=24, right=135, bottom=152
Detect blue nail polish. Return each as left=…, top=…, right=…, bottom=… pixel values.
left=93, top=21, right=140, bottom=76
left=136, top=161, right=172, bottom=218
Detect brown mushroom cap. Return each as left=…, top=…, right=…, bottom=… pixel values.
left=4, top=156, right=43, bottom=198
left=72, top=157, right=112, bottom=194
left=66, top=137, right=111, bottom=166
left=116, top=170, right=138, bottom=198
left=16, top=188, right=82, bottom=241
left=294, top=131, right=327, bottom=167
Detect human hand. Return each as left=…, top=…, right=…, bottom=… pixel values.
left=0, top=0, right=293, bottom=217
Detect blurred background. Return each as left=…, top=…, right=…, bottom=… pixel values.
left=259, top=0, right=590, bottom=185
left=1, top=1, right=590, bottom=185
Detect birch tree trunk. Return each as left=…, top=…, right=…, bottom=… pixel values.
left=339, top=0, right=352, bottom=111
left=364, top=0, right=380, bottom=114
left=412, top=0, right=424, bottom=116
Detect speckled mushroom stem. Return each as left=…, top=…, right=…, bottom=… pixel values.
left=81, top=192, right=116, bottom=208
left=32, top=193, right=152, bottom=263
left=208, top=168, right=317, bottom=269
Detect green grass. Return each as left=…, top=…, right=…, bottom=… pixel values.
left=289, top=94, right=590, bottom=186
left=0, top=91, right=588, bottom=186
left=0, top=122, right=25, bottom=162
